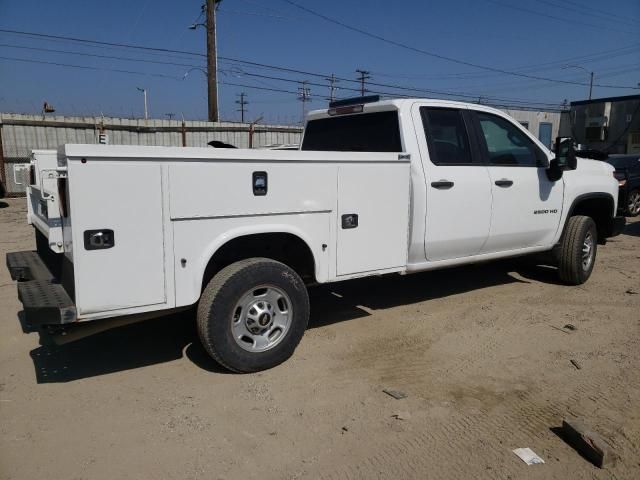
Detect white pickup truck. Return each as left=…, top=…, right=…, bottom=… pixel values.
left=7, top=97, right=625, bottom=372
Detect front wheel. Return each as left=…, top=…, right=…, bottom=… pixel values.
left=558, top=215, right=597, bottom=285
left=197, top=258, right=310, bottom=373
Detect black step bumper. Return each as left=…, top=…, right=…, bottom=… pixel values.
left=6, top=251, right=77, bottom=326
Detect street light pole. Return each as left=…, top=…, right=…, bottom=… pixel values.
left=563, top=64, right=594, bottom=100
left=136, top=87, right=148, bottom=119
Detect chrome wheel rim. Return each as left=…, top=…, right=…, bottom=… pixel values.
left=231, top=285, right=293, bottom=352
left=582, top=232, right=594, bottom=271
left=628, top=191, right=640, bottom=216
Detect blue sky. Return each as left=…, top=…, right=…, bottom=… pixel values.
left=0, top=0, right=638, bottom=123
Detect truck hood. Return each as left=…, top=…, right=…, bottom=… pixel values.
left=575, top=156, right=614, bottom=175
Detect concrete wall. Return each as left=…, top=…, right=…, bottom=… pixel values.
left=0, top=113, right=303, bottom=196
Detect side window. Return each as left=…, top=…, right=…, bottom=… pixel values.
left=421, top=107, right=475, bottom=165
left=476, top=112, right=546, bottom=167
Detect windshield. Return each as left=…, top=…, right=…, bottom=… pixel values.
left=301, top=111, right=402, bottom=152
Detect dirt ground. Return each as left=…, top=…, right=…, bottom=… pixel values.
left=1, top=196, right=639, bottom=480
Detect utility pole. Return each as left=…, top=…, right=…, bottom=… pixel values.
left=326, top=73, right=339, bottom=102
left=206, top=0, right=219, bottom=122
left=589, top=71, right=594, bottom=100
left=236, top=92, right=248, bottom=123
left=137, top=87, right=148, bottom=119
left=356, top=69, right=370, bottom=96
left=298, top=81, right=311, bottom=124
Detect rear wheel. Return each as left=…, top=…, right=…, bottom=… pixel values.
left=197, top=258, right=309, bottom=373
left=558, top=215, right=597, bottom=285
left=627, top=189, right=640, bottom=217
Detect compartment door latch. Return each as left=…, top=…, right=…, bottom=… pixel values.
left=84, top=229, right=115, bottom=250
left=341, top=214, right=359, bottom=229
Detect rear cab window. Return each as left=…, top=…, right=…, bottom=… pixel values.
left=301, top=111, right=402, bottom=152
left=420, top=107, right=478, bottom=165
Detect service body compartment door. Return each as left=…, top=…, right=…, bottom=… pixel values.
left=336, top=162, right=410, bottom=276
left=68, top=162, right=166, bottom=314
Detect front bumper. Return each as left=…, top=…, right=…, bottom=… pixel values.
left=6, top=250, right=76, bottom=326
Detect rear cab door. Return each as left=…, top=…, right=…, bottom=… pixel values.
left=412, top=103, right=492, bottom=261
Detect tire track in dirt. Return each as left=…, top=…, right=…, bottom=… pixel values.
left=312, top=298, right=639, bottom=480
left=313, top=365, right=637, bottom=480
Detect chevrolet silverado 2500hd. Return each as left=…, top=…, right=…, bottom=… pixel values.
left=6, top=97, right=625, bottom=372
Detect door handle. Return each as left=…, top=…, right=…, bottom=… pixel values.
left=494, top=179, right=513, bottom=187
left=430, top=180, right=454, bottom=189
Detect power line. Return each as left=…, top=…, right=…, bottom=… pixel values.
left=481, top=0, right=638, bottom=34
left=557, top=0, right=640, bottom=24
left=0, top=43, right=204, bottom=69
left=218, top=8, right=299, bottom=21
left=0, top=49, right=566, bottom=110
left=0, top=52, right=563, bottom=112
left=0, top=35, right=618, bottom=112
left=2, top=27, right=637, bottom=91
left=371, top=43, right=640, bottom=82
left=0, top=37, right=566, bottom=106
left=0, top=28, right=205, bottom=57
left=5, top=39, right=632, bottom=94
left=231, top=73, right=565, bottom=111
left=532, top=0, right=639, bottom=27
left=227, top=68, right=566, bottom=107
left=0, top=55, right=183, bottom=79
left=279, top=1, right=639, bottom=89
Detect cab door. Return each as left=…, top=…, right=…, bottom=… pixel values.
left=414, top=105, right=492, bottom=261
left=471, top=111, right=564, bottom=253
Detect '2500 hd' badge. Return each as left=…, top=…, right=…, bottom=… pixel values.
left=533, top=209, right=558, bottom=215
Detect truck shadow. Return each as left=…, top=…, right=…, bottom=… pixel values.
left=28, top=260, right=543, bottom=383
left=622, top=219, right=640, bottom=237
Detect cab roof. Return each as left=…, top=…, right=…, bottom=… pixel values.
left=306, top=97, right=508, bottom=121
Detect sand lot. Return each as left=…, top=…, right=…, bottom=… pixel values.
left=1, top=196, right=639, bottom=480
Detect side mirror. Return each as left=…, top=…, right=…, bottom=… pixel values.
left=553, top=137, right=577, bottom=171
left=546, top=137, right=577, bottom=181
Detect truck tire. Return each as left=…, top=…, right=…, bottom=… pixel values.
left=627, top=189, right=640, bottom=217
left=197, top=258, right=310, bottom=373
left=558, top=215, right=597, bottom=285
